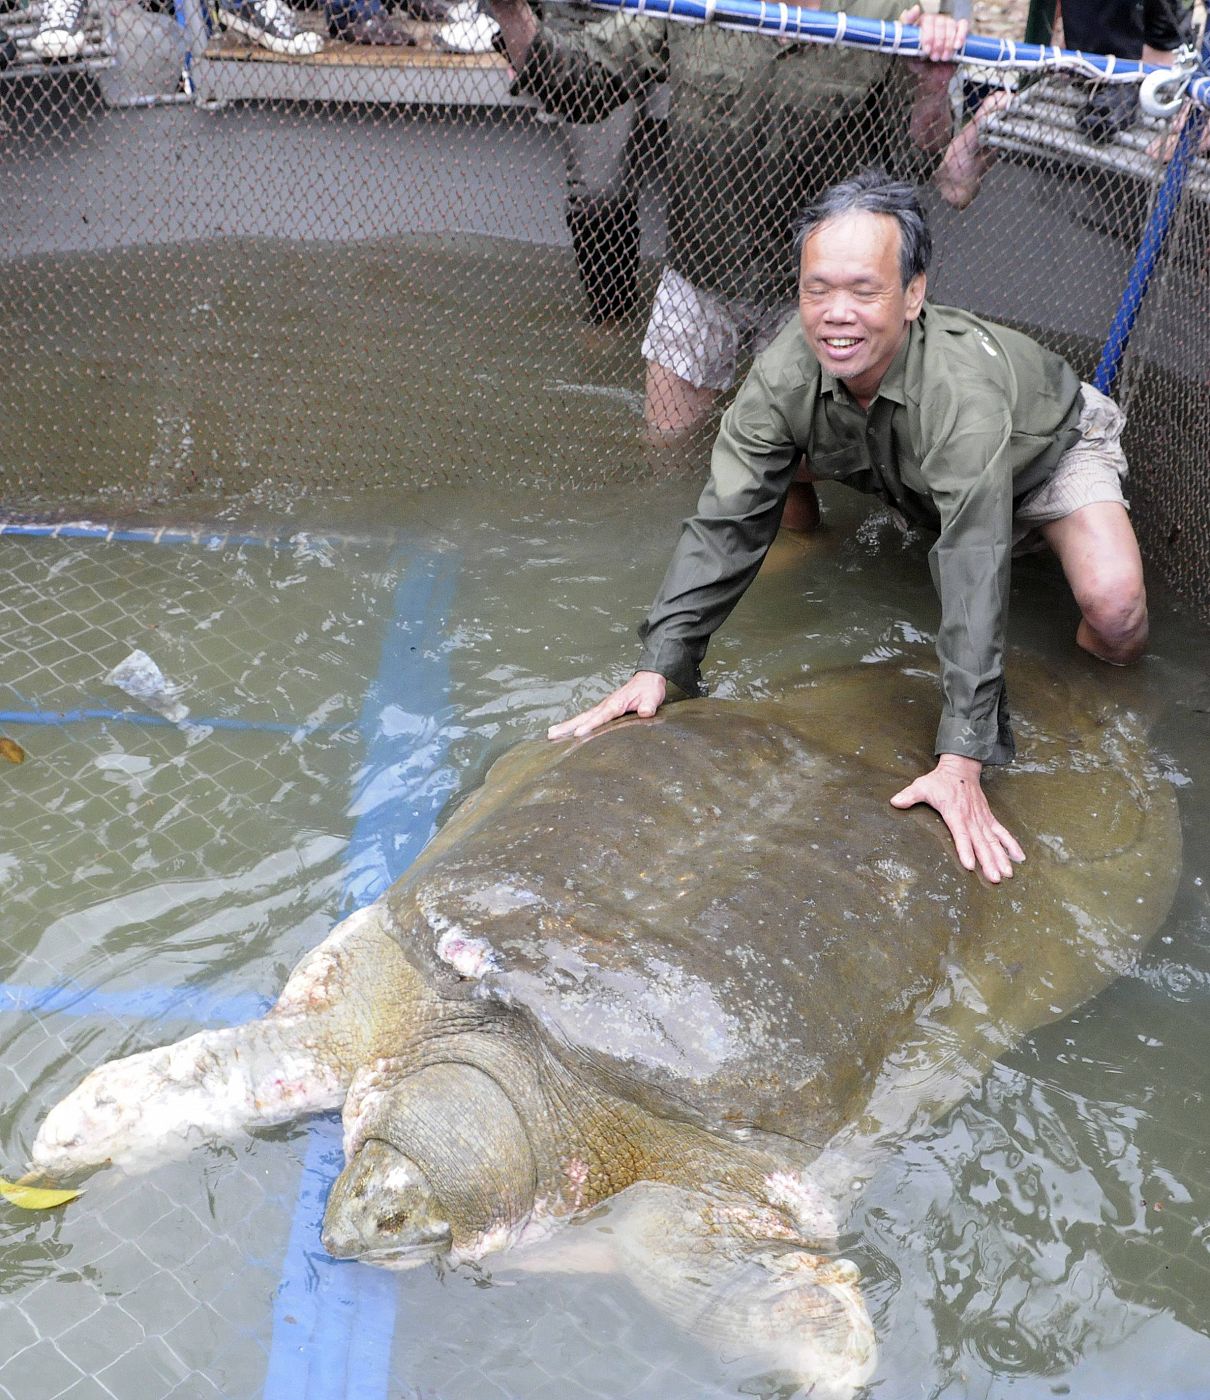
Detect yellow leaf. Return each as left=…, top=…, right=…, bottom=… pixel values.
left=0, top=1177, right=82, bottom=1210
left=0, top=737, right=25, bottom=765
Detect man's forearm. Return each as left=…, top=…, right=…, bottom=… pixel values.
left=485, top=0, right=539, bottom=71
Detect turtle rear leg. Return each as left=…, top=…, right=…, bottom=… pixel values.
left=511, top=1182, right=876, bottom=1399
left=31, top=902, right=427, bottom=1178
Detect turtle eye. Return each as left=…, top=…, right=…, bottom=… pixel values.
left=376, top=1209, right=411, bottom=1236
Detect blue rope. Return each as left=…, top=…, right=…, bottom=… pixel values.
left=0, top=707, right=343, bottom=735
left=0, top=520, right=393, bottom=549
left=1094, top=32, right=1210, bottom=394
left=0, top=521, right=295, bottom=548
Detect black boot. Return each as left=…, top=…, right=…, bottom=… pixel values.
left=1077, top=83, right=1139, bottom=145
left=566, top=193, right=641, bottom=324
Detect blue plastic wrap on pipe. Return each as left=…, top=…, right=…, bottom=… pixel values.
left=571, top=0, right=1202, bottom=88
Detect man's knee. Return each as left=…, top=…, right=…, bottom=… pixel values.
left=1041, top=502, right=1148, bottom=660
left=1074, top=562, right=1148, bottom=663
left=1082, top=585, right=1149, bottom=659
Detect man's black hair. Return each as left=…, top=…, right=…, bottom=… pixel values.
left=794, top=169, right=933, bottom=288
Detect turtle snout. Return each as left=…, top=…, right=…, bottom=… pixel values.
left=322, top=1139, right=452, bottom=1267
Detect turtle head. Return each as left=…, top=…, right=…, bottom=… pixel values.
left=324, top=1053, right=539, bottom=1268
left=322, top=1140, right=453, bottom=1267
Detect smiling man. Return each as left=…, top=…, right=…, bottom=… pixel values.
left=549, top=169, right=1149, bottom=884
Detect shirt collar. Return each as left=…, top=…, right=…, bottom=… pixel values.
left=817, top=318, right=919, bottom=409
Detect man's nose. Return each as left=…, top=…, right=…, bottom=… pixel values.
left=823, top=294, right=857, bottom=322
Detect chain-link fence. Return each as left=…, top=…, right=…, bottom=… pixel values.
left=2, top=4, right=1210, bottom=1398
left=1, top=0, right=1208, bottom=609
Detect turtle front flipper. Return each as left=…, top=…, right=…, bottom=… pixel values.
left=30, top=902, right=431, bottom=1178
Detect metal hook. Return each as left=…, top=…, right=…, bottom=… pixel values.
left=1139, top=65, right=1191, bottom=119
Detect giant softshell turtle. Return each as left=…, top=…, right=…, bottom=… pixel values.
left=30, top=656, right=1180, bottom=1397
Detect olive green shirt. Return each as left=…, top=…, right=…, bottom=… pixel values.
left=636, top=303, right=1085, bottom=764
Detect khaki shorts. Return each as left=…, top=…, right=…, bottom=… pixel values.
left=641, top=266, right=794, bottom=392
left=1012, top=382, right=1130, bottom=546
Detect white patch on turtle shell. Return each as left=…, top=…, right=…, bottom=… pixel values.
left=495, top=947, right=741, bottom=1078
left=419, top=891, right=499, bottom=980
left=463, top=881, right=542, bottom=918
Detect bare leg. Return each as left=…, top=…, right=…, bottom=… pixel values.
left=782, top=463, right=820, bottom=533
left=935, top=90, right=1013, bottom=211
left=644, top=359, right=718, bottom=440
left=1040, top=501, right=1149, bottom=664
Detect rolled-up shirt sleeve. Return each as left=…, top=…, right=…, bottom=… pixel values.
left=635, top=364, right=801, bottom=694
left=923, top=399, right=1018, bottom=765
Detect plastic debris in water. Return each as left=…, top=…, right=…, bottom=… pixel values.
left=0, top=1176, right=82, bottom=1210
left=0, top=737, right=25, bottom=764
left=105, top=649, right=190, bottom=724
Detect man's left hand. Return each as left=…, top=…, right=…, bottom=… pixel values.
left=898, top=4, right=968, bottom=64
left=890, top=753, right=1025, bottom=883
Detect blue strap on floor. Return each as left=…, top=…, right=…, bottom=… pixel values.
left=262, top=545, right=460, bottom=1400
left=0, top=980, right=269, bottom=1023
left=0, top=707, right=342, bottom=735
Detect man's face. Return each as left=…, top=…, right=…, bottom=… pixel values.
left=798, top=210, right=926, bottom=407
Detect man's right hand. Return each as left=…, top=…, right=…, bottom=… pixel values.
left=547, top=671, right=668, bottom=740
left=890, top=752, right=1025, bottom=883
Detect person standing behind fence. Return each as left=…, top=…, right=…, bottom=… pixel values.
left=935, top=0, right=1190, bottom=208
left=487, top=0, right=967, bottom=509
left=1061, top=0, right=1186, bottom=143
left=545, top=1, right=658, bottom=324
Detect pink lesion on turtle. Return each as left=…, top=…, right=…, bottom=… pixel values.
left=435, top=929, right=498, bottom=980
left=562, top=1154, right=590, bottom=1210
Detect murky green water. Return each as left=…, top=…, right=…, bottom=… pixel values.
left=1, top=239, right=1208, bottom=1400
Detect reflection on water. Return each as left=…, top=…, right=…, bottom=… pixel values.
left=0, top=245, right=1208, bottom=1400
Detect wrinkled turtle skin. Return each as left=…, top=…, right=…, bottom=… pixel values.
left=30, top=655, right=1181, bottom=1399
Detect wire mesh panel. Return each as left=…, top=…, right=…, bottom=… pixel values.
left=1121, top=169, right=1210, bottom=616
left=0, top=0, right=1206, bottom=622
left=0, top=525, right=453, bottom=1400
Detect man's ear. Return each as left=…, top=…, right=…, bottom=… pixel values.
left=905, top=272, right=927, bottom=321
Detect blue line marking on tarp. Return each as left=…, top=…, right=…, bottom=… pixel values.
left=263, top=546, right=460, bottom=1400
left=0, top=980, right=270, bottom=1024
left=0, top=520, right=383, bottom=550
left=0, top=707, right=344, bottom=736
